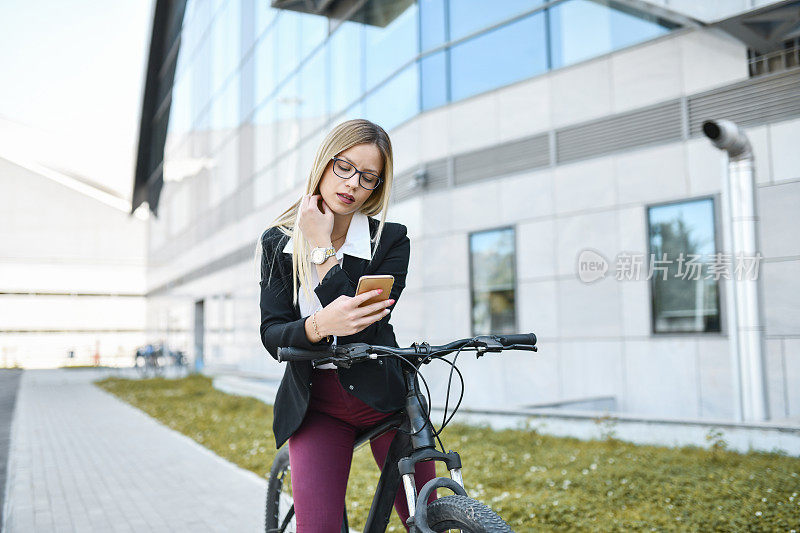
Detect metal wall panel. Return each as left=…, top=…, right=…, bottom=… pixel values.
left=556, top=100, right=684, bottom=164
left=688, top=69, right=800, bottom=136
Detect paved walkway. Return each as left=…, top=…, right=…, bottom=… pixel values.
left=1, top=370, right=23, bottom=527
left=2, top=369, right=266, bottom=532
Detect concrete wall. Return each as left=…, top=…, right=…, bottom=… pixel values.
left=0, top=158, right=147, bottom=368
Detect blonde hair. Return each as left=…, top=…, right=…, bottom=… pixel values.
left=257, top=119, right=394, bottom=305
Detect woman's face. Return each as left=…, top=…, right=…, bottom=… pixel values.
left=318, top=143, right=383, bottom=217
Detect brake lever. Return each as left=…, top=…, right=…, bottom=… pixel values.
left=507, top=344, right=538, bottom=352
left=312, top=343, right=373, bottom=369
left=472, top=336, right=504, bottom=357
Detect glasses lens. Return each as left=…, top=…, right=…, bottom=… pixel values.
left=360, top=173, right=381, bottom=190
left=333, top=159, right=356, bottom=179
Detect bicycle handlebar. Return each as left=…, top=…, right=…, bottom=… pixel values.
left=277, top=333, right=537, bottom=366
left=494, top=333, right=537, bottom=347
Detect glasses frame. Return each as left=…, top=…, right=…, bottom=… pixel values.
left=330, top=157, right=383, bottom=191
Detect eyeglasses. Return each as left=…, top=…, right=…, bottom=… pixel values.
left=330, top=157, right=382, bottom=190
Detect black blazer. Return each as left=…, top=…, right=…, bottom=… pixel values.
left=259, top=217, right=410, bottom=448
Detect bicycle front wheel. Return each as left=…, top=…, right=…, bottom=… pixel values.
left=425, top=495, right=514, bottom=532
left=265, top=447, right=295, bottom=533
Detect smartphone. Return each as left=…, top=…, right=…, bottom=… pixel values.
left=355, top=275, right=394, bottom=308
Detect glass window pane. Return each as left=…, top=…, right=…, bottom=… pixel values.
left=449, top=0, right=542, bottom=41
left=276, top=12, right=301, bottom=83
left=420, top=0, right=446, bottom=51
left=364, top=63, right=419, bottom=131
left=648, top=198, right=721, bottom=333
left=549, top=0, right=675, bottom=69
left=450, top=13, right=547, bottom=102
left=254, top=26, right=277, bottom=108
left=193, top=29, right=213, bottom=120
left=470, top=228, right=516, bottom=335
left=253, top=98, right=277, bottom=174
left=298, top=47, right=328, bottom=139
left=329, top=21, right=363, bottom=114
left=210, top=0, right=241, bottom=96
left=420, top=50, right=447, bottom=110
left=275, top=75, right=300, bottom=155
left=167, top=66, right=192, bottom=154
left=338, top=101, right=365, bottom=124
left=209, top=75, right=240, bottom=152
left=364, top=1, right=418, bottom=90
left=299, top=12, right=328, bottom=61
left=255, top=1, right=278, bottom=40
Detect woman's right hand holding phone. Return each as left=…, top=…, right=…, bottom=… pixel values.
left=315, top=289, right=395, bottom=337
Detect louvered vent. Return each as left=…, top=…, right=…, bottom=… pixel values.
left=688, top=69, right=800, bottom=136
left=391, top=167, right=418, bottom=204
left=391, top=157, right=449, bottom=203
left=425, top=158, right=449, bottom=190
left=454, top=134, right=550, bottom=185
left=556, top=100, right=683, bottom=164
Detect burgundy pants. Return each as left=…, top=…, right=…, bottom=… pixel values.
left=287, top=369, right=437, bottom=532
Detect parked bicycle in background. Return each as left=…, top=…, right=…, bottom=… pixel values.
left=134, top=343, right=188, bottom=377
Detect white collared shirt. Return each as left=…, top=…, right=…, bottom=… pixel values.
left=282, top=211, right=372, bottom=368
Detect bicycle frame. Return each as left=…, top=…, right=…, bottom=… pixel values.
left=359, top=364, right=465, bottom=533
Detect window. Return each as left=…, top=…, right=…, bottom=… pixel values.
left=450, top=13, right=547, bottom=101
left=298, top=47, right=328, bottom=139
left=364, top=63, right=419, bottom=131
left=329, top=21, right=364, bottom=115
left=647, top=198, right=721, bottom=334
left=210, top=0, right=241, bottom=96
left=549, top=0, right=675, bottom=69
left=420, top=0, right=446, bottom=51
left=448, top=0, right=543, bottom=42
left=748, top=37, right=800, bottom=78
left=363, top=1, right=419, bottom=90
left=420, top=50, right=447, bottom=110
left=469, top=227, right=517, bottom=336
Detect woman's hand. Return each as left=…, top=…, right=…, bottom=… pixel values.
left=316, top=289, right=395, bottom=337
left=297, top=194, right=334, bottom=248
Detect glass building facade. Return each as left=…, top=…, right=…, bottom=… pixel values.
left=156, top=0, right=675, bottom=255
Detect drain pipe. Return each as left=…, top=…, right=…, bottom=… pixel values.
left=702, top=119, right=768, bottom=422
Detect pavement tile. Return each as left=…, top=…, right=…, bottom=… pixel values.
left=4, top=370, right=266, bottom=532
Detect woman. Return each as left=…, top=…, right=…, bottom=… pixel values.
left=258, top=119, right=436, bottom=531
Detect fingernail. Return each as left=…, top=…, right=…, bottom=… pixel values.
left=376, top=289, right=383, bottom=294
left=388, top=299, right=395, bottom=305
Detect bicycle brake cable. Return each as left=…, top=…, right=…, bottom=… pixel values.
left=391, top=354, right=435, bottom=439
left=433, top=339, right=470, bottom=443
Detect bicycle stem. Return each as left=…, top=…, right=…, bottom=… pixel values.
left=403, top=369, right=435, bottom=451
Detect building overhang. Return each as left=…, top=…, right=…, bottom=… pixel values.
left=132, top=0, right=186, bottom=216
left=714, top=0, right=800, bottom=54
left=271, top=0, right=412, bottom=27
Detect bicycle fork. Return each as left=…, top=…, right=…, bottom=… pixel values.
left=399, top=370, right=467, bottom=530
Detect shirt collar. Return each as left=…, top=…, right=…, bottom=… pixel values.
left=282, top=211, right=372, bottom=261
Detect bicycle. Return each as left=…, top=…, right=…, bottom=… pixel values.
left=134, top=344, right=164, bottom=377
left=265, top=332, right=538, bottom=533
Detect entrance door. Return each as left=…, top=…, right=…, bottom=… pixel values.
left=194, top=299, right=205, bottom=372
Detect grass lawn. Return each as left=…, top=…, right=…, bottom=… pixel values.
left=96, top=375, right=800, bottom=532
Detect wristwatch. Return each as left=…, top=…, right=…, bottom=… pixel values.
left=310, top=246, right=336, bottom=265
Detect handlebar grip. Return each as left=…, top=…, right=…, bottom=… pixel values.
left=496, top=333, right=537, bottom=347
left=277, top=346, right=332, bottom=362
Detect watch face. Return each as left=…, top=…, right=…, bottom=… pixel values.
left=311, top=248, right=323, bottom=264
